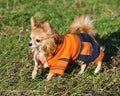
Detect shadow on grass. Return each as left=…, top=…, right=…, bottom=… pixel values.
left=96, top=28, right=120, bottom=67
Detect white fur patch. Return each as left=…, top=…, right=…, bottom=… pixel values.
left=44, top=61, right=49, bottom=68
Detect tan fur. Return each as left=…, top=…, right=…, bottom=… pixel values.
left=30, top=17, right=59, bottom=58
left=70, top=15, right=95, bottom=37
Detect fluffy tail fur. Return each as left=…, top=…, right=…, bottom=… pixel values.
left=70, top=15, right=95, bottom=37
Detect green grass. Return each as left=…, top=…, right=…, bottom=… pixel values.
left=0, top=0, right=120, bottom=95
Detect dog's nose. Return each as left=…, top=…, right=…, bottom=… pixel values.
left=29, top=43, right=32, bottom=46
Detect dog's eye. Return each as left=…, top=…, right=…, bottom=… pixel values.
left=30, top=37, right=31, bottom=40
left=36, top=39, right=41, bottom=42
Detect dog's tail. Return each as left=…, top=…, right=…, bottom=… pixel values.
left=70, top=15, right=95, bottom=37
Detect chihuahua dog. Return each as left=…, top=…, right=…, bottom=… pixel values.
left=29, top=15, right=104, bottom=81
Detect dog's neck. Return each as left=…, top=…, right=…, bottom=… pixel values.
left=51, top=36, right=64, bottom=56
left=35, top=36, right=64, bottom=61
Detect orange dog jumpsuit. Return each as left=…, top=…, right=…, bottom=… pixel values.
left=40, top=33, right=104, bottom=75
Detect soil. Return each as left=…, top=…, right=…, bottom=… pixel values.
left=104, top=50, right=120, bottom=68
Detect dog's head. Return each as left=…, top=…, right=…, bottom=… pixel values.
left=29, top=17, right=54, bottom=49
left=29, top=17, right=59, bottom=57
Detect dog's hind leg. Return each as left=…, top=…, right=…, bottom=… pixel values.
left=78, top=61, right=87, bottom=75
left=94, top=61, right=102, bottom=74
left=78, top=64, right=87, bottom=74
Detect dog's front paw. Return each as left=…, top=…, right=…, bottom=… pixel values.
left=45, top=78, right=50, bottom=82
left=45, top=73, right=54, bottom=81
left=32, top=70, right=37, bottom=79
left=45, top=76, right=52, bottom=81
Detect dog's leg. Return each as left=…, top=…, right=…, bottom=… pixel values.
left=94, top=61, right=102, bottom=74
left=32, top=59, right=38, bottom=79
left=46, top=73, right=54, bottom=81
left=32, top=52, right=38, bottom=79
left=32, top=64, right=38, bottom=79
left=78, top=64, right=87, bottom=75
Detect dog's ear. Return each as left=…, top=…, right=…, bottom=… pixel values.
left=30, top=17, right=40, bottom=29
left=42, top=21, right=51, bottom=33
